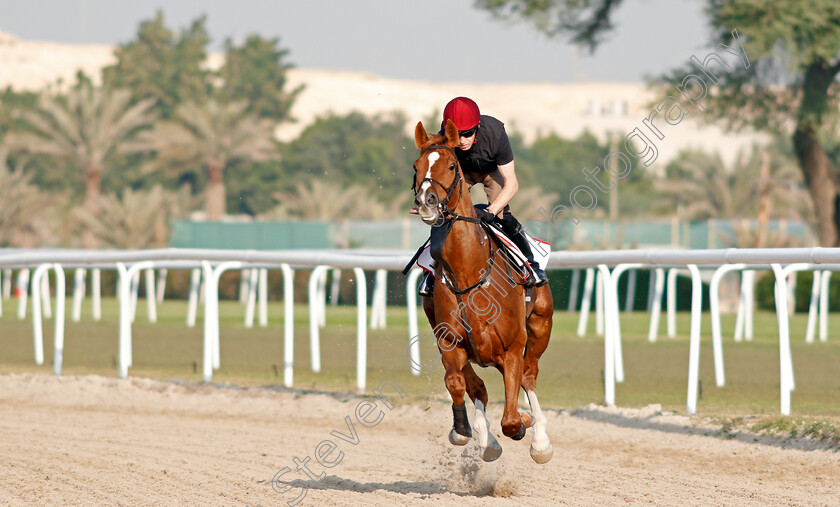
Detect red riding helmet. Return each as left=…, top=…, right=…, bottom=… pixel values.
left=443, top=97, right=480, bottom=131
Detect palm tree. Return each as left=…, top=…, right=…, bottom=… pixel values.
left=267, top=179, right=381, bottom=220
left=0, top=150, right=58, bottom=247
left=130, top=99, right=277, bottom=220
left=73, top=185, right=192, bottom=249
left=656, top=150, right=761, bottom=220
left=3, top=82, right=156, bottom=245
left=657, top=146, right=813, bottom=247
left=657, top=147, right=811, bottom=219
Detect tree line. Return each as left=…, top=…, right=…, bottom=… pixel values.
left=0, top=9, right=820, bottom=250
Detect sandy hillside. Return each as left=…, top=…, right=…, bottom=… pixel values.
left=1, top=373, right=837, bottom=506
left=0, top=30, right=764, bottom=164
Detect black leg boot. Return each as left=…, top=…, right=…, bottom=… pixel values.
left=497, top=207, right=548, bottom=288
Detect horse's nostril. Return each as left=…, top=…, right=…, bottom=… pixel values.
left=427, top=193, right=438, bottom=205
left=414, top=195, right=422, bottom=207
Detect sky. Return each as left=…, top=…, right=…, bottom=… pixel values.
left=0, top=0, right=711, bottom=83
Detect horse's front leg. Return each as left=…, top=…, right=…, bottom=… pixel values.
left=500, top=344, right=529, bottom=440
left=463, top=363, right=502, bottom=461
left=442, top=346, right=471, bottom=445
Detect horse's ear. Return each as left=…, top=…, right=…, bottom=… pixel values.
left=444, top=119, right=459, bottom=148
left=414, top=121, right=429, bottom=149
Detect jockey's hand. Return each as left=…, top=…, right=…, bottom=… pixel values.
left=476, top=208, right=496, bottom=223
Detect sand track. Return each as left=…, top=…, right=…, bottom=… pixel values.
left=1, top=374, right=837, bottom=506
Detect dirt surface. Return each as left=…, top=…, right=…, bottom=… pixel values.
left=1, top=373, right=838, bottom=506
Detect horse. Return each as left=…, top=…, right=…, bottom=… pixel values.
left=411, top=119, right=554, bottom=464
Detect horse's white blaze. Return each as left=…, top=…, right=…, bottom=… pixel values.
left=420, top=152, right=439, bottom=192
left=474, top=399, right=502, bottom=462
left=526, top=389, right=553, bottom=463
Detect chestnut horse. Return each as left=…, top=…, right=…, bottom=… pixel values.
left=412, top=119, right=554, bottom=463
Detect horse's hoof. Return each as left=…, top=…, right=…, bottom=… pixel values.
left=530, top=443, right=553, bottom=464
left=481, top=440, right=503, bottom=462
left=449, top=429, right=471, bottom=446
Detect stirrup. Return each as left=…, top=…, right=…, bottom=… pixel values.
left=523, top=270, right=537, bottom=289
left=418, top=272, right=434, bottom=297
left=528, top=261, right=548, bottom=288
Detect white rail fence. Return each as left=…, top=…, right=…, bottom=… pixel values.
left=1, top=247, right=839, bottom=415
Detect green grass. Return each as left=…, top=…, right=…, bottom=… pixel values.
left=2, top=297, right=840, bottom=420
left=703, top=414, right=840, bottom=447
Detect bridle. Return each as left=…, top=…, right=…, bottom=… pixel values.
left=412, top=144, right=481, bottom=226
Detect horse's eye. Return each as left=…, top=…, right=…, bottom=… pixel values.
left=449, top=163, right=456, bottom=171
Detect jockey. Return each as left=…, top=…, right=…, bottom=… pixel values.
left=414, top=96, right=548, bottom=296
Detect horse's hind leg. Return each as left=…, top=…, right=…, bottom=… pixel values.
left=523, top=388, right=552, bottom=463
left=523, top=284, right=554, bottom=464
left=463, top=363, right=502, bottom=462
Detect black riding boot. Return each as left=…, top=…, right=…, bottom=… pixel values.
left=496, top=206, right=548, bottom=288
left=418, top=271, right=434, bottom=297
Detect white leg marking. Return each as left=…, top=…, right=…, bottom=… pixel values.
left=474, top=399, right=502, bottom=462
left=449, top=429, right=471, bottom=446
left=419, top=152, right=439, bottom=192
left=526, top=389, right=553, bottom=464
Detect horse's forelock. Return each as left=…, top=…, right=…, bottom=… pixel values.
left=420, top=134, right=447, bottom=151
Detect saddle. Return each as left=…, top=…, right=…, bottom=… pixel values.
left=414, top=223, right=550, bottom=282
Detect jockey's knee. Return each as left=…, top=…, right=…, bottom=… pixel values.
left=496, top=206, right=522, bottom=234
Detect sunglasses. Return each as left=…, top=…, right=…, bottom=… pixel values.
left=458, top=126, right=478, bottom=138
